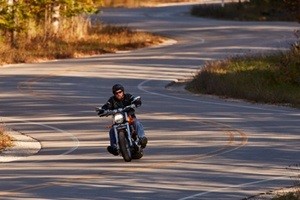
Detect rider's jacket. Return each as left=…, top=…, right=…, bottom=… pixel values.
left=101, top=93, right=139, bottom=117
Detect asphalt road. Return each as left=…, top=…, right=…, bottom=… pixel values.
left=1, top=2, right=300, bottom=200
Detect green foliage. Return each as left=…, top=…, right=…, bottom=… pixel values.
left=61, top=0, right=103, bottom=17
left=0, top=1, right=31, bottom=32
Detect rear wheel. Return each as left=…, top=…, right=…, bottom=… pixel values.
left=118, top=131, right=132, bottom=162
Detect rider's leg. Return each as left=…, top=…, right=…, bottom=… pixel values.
left=133, top=119, right=147, bottom=148
left=109, top=128, right=117, bottom=146
left=107, top=128, right=118, bottom=156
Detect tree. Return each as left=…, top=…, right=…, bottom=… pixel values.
left=0, top=0, right=31, bottom=47
left=51, top=0, right=103, bottom=33
left=0, top=0, right=103, bottom=46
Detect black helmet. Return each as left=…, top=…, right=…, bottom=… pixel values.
left=112, top=84, right=124, bottom=94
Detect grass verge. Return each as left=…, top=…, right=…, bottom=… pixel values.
left=0, top=125, right=13, bottom=152
left=0, top=24, right=165, bottom=65
left=186, top=45, right=300, bottom=108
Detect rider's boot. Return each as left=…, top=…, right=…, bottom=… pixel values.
left=139, top=137, right=148, bottom=149
left=107, top=145, right=119, bottom=156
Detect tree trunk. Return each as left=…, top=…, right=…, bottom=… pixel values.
left=7, top=0, right=17, bottom=48
left=52, top=2, right=60, bottom=34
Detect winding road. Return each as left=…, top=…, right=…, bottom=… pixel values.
left=1, top=2, right=299, bottom=200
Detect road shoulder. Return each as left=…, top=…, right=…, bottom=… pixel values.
left=0, top=130, right=41, bottom=162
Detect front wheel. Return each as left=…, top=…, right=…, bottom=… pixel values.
left=118, top=130, right=132, bottom=162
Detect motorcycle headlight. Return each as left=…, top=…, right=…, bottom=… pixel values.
left=114, top=113, right=124, bottom=124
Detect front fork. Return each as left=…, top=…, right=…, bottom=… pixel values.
left=113, top=122, right=133, bottom=151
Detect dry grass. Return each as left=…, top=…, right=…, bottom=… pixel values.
left=102, top=0, right=194, bottom=7
left=272, top=189, right=300, bottom=200
left=0, top=22, right=165, bottom=65
left=0, top=125, right=13, bottom=152
left=186, top=45, right=300, bottom=108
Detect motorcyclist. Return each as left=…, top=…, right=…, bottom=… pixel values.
left=97, top=84, right=148, bottom=156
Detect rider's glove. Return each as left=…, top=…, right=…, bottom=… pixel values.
left=96, top=108, right=106, bottom=116
left=134, top=99, right=142, bottom=107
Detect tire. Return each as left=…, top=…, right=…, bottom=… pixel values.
left=118, top=131, right=132, bottom=162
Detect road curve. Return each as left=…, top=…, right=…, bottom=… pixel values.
left=1, top=2, right=300, bottom=200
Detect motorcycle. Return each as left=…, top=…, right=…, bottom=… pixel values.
left=96, top=96, right=143, bottom=162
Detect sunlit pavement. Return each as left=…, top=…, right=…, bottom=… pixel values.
left=0, top=1, right=299, bottom=200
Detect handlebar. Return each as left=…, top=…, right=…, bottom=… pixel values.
left=96, top=104, right=136, bottom=117
left=96, top=96, right=141, bottom=117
